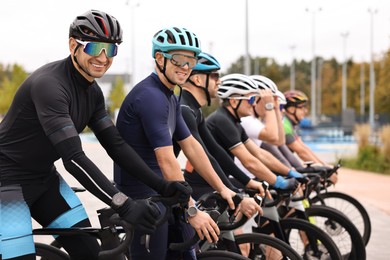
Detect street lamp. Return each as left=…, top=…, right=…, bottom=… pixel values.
left=244, top=0, right=250, bottom=75
left=341, top=31, right=349, bottom=111
left=368, top=8, right=377, bottom=131
left=360, top=61, right=365, bottom=123
left=306, top=7, right=322, bottom=126
left=290, top=45, right=296, bottom=90
left=317, top=58, right=323, bottom=118
left=126, top=0, right=140, bottom=90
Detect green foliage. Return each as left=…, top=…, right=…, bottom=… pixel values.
left=108, top=76, right=126, bottom=115
left=223, top=51, right=390, bottom=118
left=342, top=145, right=390, bottom=174
left=0, top=64, right=28, bottom=115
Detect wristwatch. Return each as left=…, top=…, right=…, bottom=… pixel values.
left=265, top=102, right=274, bottom=111
left=111, top=192, right=129, bottom=209
left=187, top=205, right=199, bottom=218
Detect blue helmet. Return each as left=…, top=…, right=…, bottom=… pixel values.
left=152, top=27, right=201, bottom=58
left=192, top=52, right=221, bottom=72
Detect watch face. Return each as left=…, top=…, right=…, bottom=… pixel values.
left=113, top=193, right=128, bottom=207
left=188, top=206, right=198, bottom=217
left=265, top=103, right=274, bottom=110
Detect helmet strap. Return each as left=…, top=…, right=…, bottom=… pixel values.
left=155, top=58, right=178, bottom=86
left=73, top=44, right=93, bottom=78
left=187, top=75, right=211, bottom=106
left=228, top=99, right=242, bottom=123
left=286, top=106, right=300, bottom=124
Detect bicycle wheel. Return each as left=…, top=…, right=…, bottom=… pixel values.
left=305, top=205, right=366, bottom=260
left=234, top=233, right=302, bottom=260
left=310, top=191, right=371, bottom=246
left=35, top=242, right=70, bottom=260
left=197, top=250, right=251, bottom=259
left=279, top=218, right=342, bottom=260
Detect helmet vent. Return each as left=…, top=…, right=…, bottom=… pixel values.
left=95, top=16, right=109, bottom=37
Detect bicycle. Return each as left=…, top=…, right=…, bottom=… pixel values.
left=34, top=209, right=132, bottom=260
left=273, top=171, right=366, bottom=259
left=170, top=192, right=303, bottom=260
left=298, top=162, right=371, bottom=246
left=34, top=190, right=188, bottom=260
left=34, top=190, right=255, bottom=260
left=242, top=183, right=343, bottom=260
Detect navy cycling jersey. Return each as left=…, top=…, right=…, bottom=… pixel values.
left=114, top=73, right=191, bottom=191
left=178, top=90, right=250, bottom=188
left=0, top=56, right=164, bottom=200
left=206, top=107, right=250, bottom=159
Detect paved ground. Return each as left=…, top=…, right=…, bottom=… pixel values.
left=33, top=142, right=390, bottom=259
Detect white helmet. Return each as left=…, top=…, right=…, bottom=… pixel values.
left=249, top=75, right=278, bottom=94
left=276, top=90, right=287, bottom=105
left=218, top=73, right=259, bottom=99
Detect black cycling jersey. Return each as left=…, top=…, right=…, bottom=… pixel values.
left=206, top=106, right=250, bottom=159
left=178, top=90, right=250, bottom=190
left=0, top=56, right=164, bottom=201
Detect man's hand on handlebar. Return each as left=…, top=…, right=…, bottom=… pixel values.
left=245, top=179, right=266, bottom=198
left=238, top=197, right=263, bottom=218
left=159, top=180, right=193, bottom=205
left=187, top=210, right=220, bottom=243
left=116, top=198, right=160, bottom=234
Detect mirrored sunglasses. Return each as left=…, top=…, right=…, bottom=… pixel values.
left=228, top=95, right=258, bottom=105
left=162, top=53, right=198, bottom=69
left=76, top=39, right=118, bottom=58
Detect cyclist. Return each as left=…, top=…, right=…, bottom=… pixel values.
left=235, top=75, right=304, bottom=178
left=0, top=10, right=191, bottom=260
left=264, top=90, right=304, bottom=169
left=205, top=74, right=300, bottom=190
left=283, top=90, right=338, bottom=183
left=178, top=52, right=263, bottom=214
left=114, top=27, right=236, bottom=260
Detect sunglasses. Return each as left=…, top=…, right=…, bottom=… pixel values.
left=76, top=39, right=118, bottom=58
left=162, top=53, right=198, bottom=69
left=296, top=104, right=308, bottom=109
left=228, top=95, right=258, bottom=105
left=208, top=72, right=220, bottom=81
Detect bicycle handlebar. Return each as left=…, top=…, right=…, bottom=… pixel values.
left=98, top=214, right=133, bottom=259
left=169, top=192, right=245, bottom=252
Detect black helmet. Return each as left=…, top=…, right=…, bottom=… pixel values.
left=69, top=10, right=123, bottom=44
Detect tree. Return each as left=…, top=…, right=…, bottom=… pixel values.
left=108, top=76, right=126, bottom=116
left=376, top=51, right=390, bottom=115
left=0, top=64, right=28, bottom=115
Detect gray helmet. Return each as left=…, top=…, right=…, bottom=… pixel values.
left=69, top=10, right=123, bottom=44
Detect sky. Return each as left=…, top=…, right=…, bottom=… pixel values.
left=2, top=0, right=390, bottom=84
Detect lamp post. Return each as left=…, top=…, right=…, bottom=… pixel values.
left=360, top=61, right=365, bottom=123
left=306, top=7, right=322, bottom=126
left=317, top=58, right=323, bottom=118
left=126, top=0, right=140, bottom=90
left=290, top=45, right=296, bottom=90
left=368, top=8, right=377, bottom=131
left=244, top=0, right=250, bottom=75
left=341, top=31, right=349, bottom=111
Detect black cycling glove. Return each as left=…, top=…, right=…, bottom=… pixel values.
left=116, top=199, right=161, bottom=234
left=159, top=181, right=193, bottom=205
